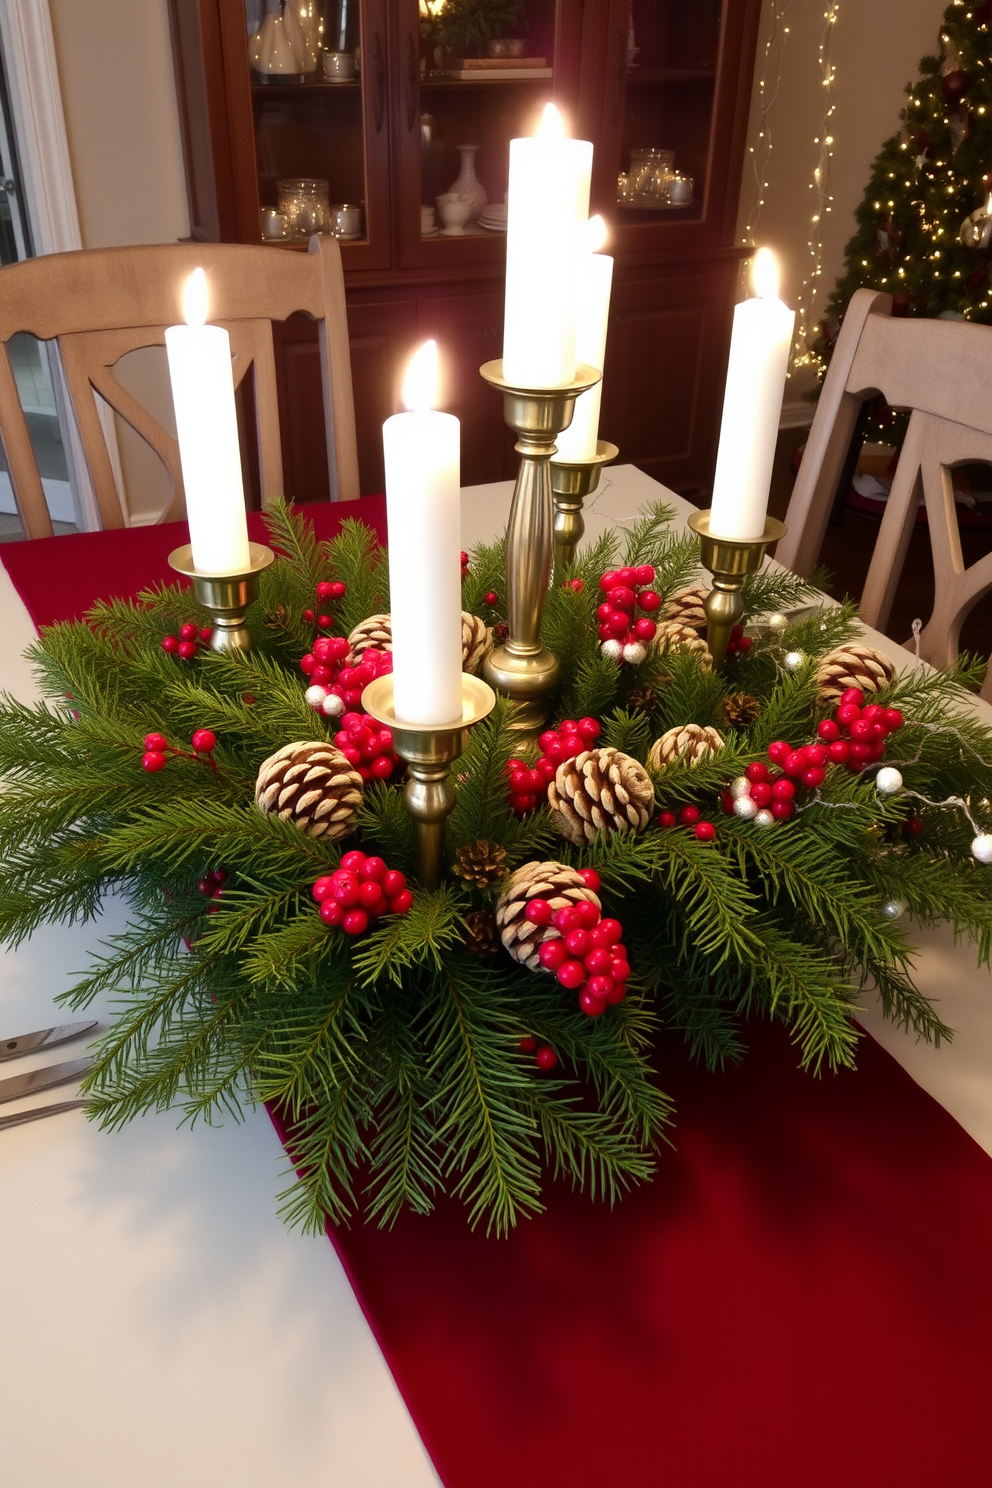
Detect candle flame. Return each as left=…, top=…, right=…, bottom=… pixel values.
left=751, top=247, right=779, bottom=299
left=538, top=102, right=565, bottom=138
left=402, top=340, right=438, bottom=412
left=583, top=214, right=608, bottom=252
left=182, top=267, right=209, bottom=327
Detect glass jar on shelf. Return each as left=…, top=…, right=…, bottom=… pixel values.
left=278, top=177, right=331, bottom=236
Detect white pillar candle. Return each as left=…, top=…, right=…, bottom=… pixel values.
left=553, top=215, right=613, bottom=462
left=165, top=268, right=251, bottom=574
left=383, top=341, right=463, bottom=726
left=502, top=103, right=593, bottom=389
left=708, top=248, right=795, bottom=540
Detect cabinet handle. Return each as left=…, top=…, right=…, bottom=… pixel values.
left=611, top=25, right=626, bottom=123
left=405, top=32, right=418, bottom=131
left=372, top=32, right=386, bottom=133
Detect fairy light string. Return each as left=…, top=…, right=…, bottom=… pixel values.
left=793, top=2, right=840, bottom=369
left=740, top=0, right=793, bottom=250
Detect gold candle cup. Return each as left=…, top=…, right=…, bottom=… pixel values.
left=168, top=542, right=275, bottom=653
left=687, top=510, right=787, bottom=670
left=549, top=438, right=619, bottom=578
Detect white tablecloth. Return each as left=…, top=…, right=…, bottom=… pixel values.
left=1, top=465, right=990, bottom=1485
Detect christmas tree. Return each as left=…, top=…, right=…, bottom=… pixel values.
left=816, top=0, right=992, bottom=370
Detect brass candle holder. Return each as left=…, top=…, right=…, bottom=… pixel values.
left=687, top=510, right=787, bottom=671
left=549, top=438, right=619, bottom=578
left=361, top=672, right=496, bottom=889
left=168, top=543, right=275, bottom=653
left=479, top=358, right=601, bottom=730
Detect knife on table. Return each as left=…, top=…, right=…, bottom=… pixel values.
left=0, top=1056, right=94, bottom=1105
left=0, top=1019, right=97, bottom=1063
left=0, top=1100, right=87, bottom=1132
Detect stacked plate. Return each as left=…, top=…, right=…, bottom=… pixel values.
left=478, top=204, right=507, bottom=233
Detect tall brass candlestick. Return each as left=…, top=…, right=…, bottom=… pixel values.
left=168, top=542, right=274, bottom=652
left=549, top=439, right=619, bottom=579
left=361, top=673, right=496, bottom=888
left=687, top=510, right=787, bottom=670
left=479, top=359, right=601, bottom=730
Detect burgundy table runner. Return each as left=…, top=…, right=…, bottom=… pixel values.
left=5, top=506, right=992, bottom=1488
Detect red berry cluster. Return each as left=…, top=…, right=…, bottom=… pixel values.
left=518, top=1035, right=558, bottom=1071
left=657, top=806, right=717, bottom=841
left=460, top=550, right=470, bottom=579
left=302, top=579, right=347, bottom=629
left=505, top=716, right=602, bottom=815
left=528, top=871, right=630, bottom=1018
left=561, top=577, right=585, bottom=593
left=813, top=688, right=904, bottom=769
left=142, top=728, right=217, bottom=773
left=596, top=564, right=661, bottom=649
left=162, top=620, right=213, bottom=661
left=300, top=636, right=394, bottom=718
left=333, top=711, right=401, bottom=782
left=312, top=851, right=413, bottom=935
left=196, top=866, right=227, bottom=913
left=725, top=623, right=753, bottom=657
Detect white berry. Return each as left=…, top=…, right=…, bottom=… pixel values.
left=783, top=650, right=805, bottom=673
left=875, top=767, right=903, bottom=796
left=972, top=833, right=992, bottom=864
left=766, top=613, right=788, bottom=635
left=754, top=809, right=775, bottom=827
left=622, top=641, right=647, bottom=665
left=321, top=693, right=345, bottom=718
left=880, top=896, right=908, bottom=920
left=733, top=795, right=758, bottom=820
left=731, top=776, right=752, bottom=799
left=601, top=639, right=622, bottom=662
left=305, top=684, right=328, bottom=708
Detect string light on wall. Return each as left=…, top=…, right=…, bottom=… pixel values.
left=740, top=1, right=793, bottom=249
left=793, top=2, right=840, bottom=369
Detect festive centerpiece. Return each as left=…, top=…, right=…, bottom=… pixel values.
left=2, top=498, right=991, bottom=1235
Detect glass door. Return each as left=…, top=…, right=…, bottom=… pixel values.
left=392, top=0, right=577, bottom=270
left=243, top=0, right=392, bottom=269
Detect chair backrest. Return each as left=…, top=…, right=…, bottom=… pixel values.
left=779, top=286, right=992, bottom=699
left=0, top=236, right=359, bottom=539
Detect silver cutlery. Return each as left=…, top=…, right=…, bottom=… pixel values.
left=0, top=1019, right=97, bottom=1062
left=0, top=1100, right=86, bottom=1132
left=0, top=1056, right=94, bottom=1106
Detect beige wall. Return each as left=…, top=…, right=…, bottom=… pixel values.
left=737, top=0, right=943, bottom=410
left=48, top=0, right=190, bottom=520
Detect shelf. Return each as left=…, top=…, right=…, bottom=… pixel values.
left=251, top=77, right=362, bottom=92
left=421, top=76, right=555, bottom=90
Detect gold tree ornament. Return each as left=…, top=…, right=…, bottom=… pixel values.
left=815, top=643, right=896, bottom=705
left=648, top=724, right=724, bottom=772
left=254, top=741, right=363, bottom=840
left=548, top=746, right=655, bottom=845
left=495, top=860, right=602, bottom=972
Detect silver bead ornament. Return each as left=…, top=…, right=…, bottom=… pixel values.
left=783, top=650, right=805, bottom=673
left=875, top=766, right=904, bottom=796
left=731, top=776, right=752, bottom=799
left=880, top=896, right=908, bottom=921
left=971, top=833, right=992, bottom=864
left=321, top=693, right=345, bottom=718
left=601, top=638, right=623, bottom=662
left=766, top=613, right=789, bottom=636
left=622, top=641, right=648, bottom=665
left=733, top=794, right=759, bottom=821
left=754, top=808, right=775, bottom=827
left=305, top=684, right=328, bottom=708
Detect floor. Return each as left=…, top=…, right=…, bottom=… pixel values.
left=767, top=428, right=992, bottom=662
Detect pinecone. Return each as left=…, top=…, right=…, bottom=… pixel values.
left=625, top=682, right=658, bottom=715
left=815, top=643, right=896, bottom=705
left=452, top=838, right=508, bottom=889
left=462, top=908, right=501, bottom=958
left=348, top=610, right=493, bottom=673
left=348, top=612, right=393, bottom=661
left=653, top=619, right=713, bottom=671
left=254, top=740, right=363, bottom=840
left=647, top=724, right=724, bottom=772
left=548, top=747, right=655, bottom=846
left=661, top=584, right=710, bottom=632
left=495, top=860, right=602, bottom=972
left=721, top=692, right=762, bottom=728
left=461, top=612, right=492, bottom=674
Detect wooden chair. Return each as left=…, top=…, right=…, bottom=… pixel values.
left=777, top=286, right=992, bottom=699
left=0, top=236, right=359, bottom=540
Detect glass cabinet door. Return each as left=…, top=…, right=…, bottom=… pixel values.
left=243, top=0, right=391, bottom=268
left=391, top=0, right=577, bottom=270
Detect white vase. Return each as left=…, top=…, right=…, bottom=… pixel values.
left=447, top=145, right=487, bottom=221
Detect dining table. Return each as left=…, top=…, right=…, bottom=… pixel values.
left=2, top=463, right=992, bottom=1488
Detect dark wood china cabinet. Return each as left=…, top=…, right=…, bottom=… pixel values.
left=168, top=0, right=760, bottom=500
